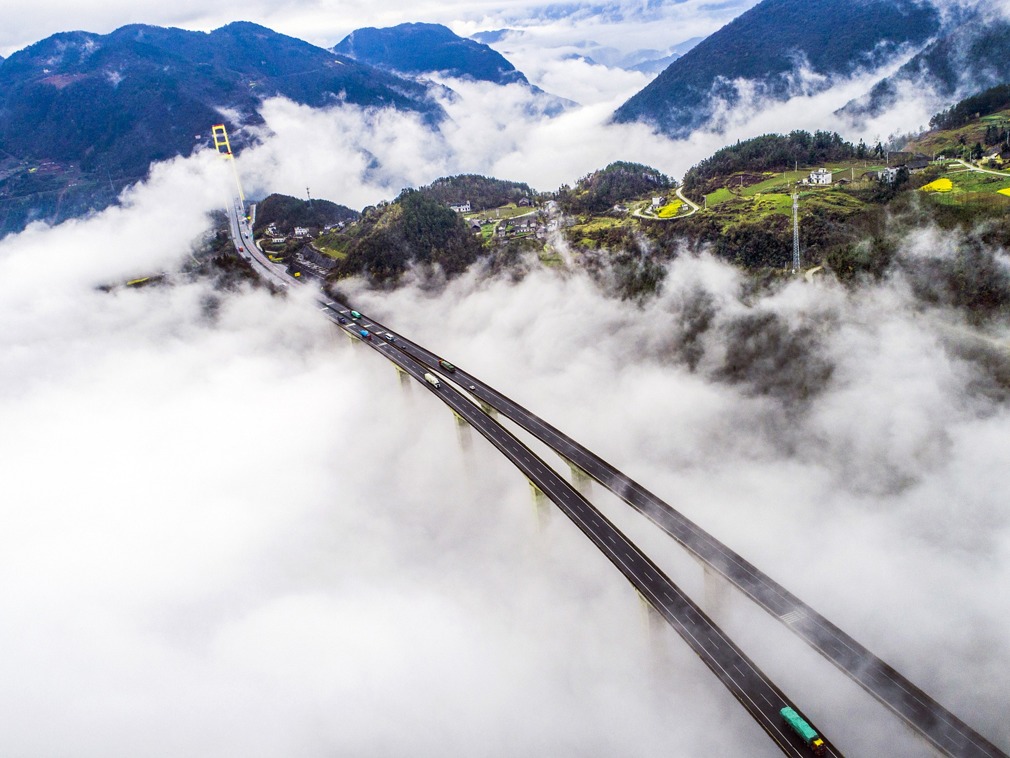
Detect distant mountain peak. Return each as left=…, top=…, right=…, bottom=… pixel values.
left=333, top=22, right=529, bottom=86
left=839, top=7, right=1010, bottom=123
left=613, top=0, right=942, bottom=137
left=0, top=21, right=445, bottom=234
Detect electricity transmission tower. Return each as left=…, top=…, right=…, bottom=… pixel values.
left=791, top=190, right=801, bottom=273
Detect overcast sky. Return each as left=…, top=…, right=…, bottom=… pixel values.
left=0, top=0, right=762, bottom=59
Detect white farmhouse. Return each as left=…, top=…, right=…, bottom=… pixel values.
left=808, top=168, right=832, bottom=185
left=879, top=167, right=900, bottom=184
left=449, top=201, right=471, bottom=213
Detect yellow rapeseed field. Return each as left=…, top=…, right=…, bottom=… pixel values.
left=657, top=201, right=683, bottom=218
left=921, top=178, right=953, bottom=192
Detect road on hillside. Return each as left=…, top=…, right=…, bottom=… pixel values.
left=953, top=159, right=1010, bottom=178
left=633, top=184, right=700, bottom=220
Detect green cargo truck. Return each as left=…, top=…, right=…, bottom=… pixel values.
left=780, top=707, right=826, bottom=756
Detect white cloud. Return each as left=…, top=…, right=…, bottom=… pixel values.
left=0, top=151, right=776, bottom=758
left=235, top=88, right=692, bottom=205
left=3, top=4, right=1010, bottom=751
left=341, top=248, right=1010, bottom=755
left=3, top=100, right=1010, bottom=754
left=1, top=0, right=760, bottom=65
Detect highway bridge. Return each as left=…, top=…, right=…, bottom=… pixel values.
left=223, top=197, right=1006, bottom=758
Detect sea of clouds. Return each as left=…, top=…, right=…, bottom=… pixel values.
left=3, top=0, right=1010, bottom=754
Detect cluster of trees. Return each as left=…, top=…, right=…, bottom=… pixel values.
left=984, top=123, right=1009, bottom=147
left=254, top=193, right=358, bottom=234
left=558, top=161, right=672, bottom=215
left=327, top=188, right=481, bottom=282
left=682, top=131, right=857, bottom=196
left=929, top=84, right=1010, bottom=131
left=419, top=174, right=534, bottom=212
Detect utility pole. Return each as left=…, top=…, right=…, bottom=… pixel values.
left=306, top=187, right=312, bottom=205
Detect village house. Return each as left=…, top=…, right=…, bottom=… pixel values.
left=293, top=226, right=310, bottom=238
left=808, top=168, right=832, bottom=185
left=449, top=201, right=471, bottom=213
left=513, top=216, right=537, bottom=234
left=879, top=167, right=901, bottom=184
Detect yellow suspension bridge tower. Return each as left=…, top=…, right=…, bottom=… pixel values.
left=211, top=123, right=246, bottom=205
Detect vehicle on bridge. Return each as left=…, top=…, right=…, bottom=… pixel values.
left=359, top=329, right=371, bottom=340
left=438, top=359, right=456, bottom=372
left=780, top=707, right=826, bottom=756
left=383, top=333, right=394, bottom=343
left=424, top=372, right=441, bottom=388
left=350, top=310, right=362, bottom=319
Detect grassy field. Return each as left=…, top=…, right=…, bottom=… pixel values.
left=703, top=162, right=885, bottom=211
left=466, top=203, right=534, bottom=221
left=312, top=243, right=349, bottom=260
left=919, top=164, right=1010, bottom=207
left=568, top=216, right=623, bottom=234
left=907, top=109, right=1010, bottom=158
left=539, top=247, right=563, bottom=267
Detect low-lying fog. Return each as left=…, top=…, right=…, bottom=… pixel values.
left=3, top=54, right=1010, bottom=751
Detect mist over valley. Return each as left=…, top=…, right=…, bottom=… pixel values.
left=3, top=1, right=1010, bottom=755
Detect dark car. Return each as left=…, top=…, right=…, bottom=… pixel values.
left=337, top=316, right=348, bottom=324
left=438, top=359, right=456, bottom=373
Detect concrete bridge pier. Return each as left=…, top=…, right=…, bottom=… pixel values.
left=692, top=557, right=729, bottom=619
left=393, top=364, right=412, bottom=391
left=478, top=400, right=497, bottom=418
left=528, top=480, right=551, bottom=529
left=563, top=458, right=592, bottom=495
left=452, top=409, right=472, bottom=450
left=636, top=590, right=673, bottom=666
left=637, top=590, right=666, bottom=638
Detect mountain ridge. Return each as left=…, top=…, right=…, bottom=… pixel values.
left=612, top=0, right=942, bottom=137
left=333, top=23, right=528, bottom=86
left=839, top=9, right=1010, bottom=121
left=0, top=21, right=444, bottom=234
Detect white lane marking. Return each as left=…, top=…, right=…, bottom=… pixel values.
left=780, top=610, right=805, bottom=625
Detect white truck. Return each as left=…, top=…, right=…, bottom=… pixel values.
left=424, top=372, right=441, bottom=388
